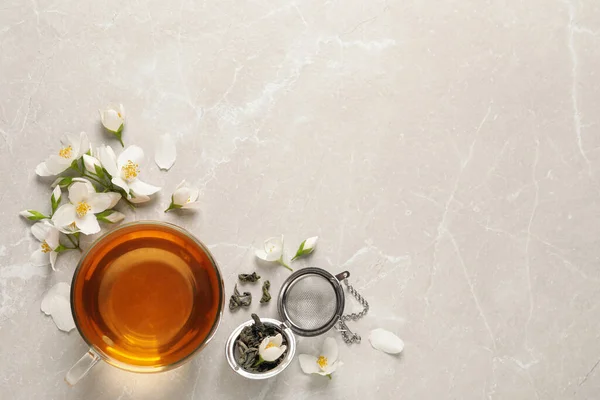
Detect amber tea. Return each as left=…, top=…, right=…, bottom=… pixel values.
left=71, top=222, right=224, bottom=371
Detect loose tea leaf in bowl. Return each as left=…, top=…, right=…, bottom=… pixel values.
left=229, top=284, right=252, bottom=311
left=238, top=272, right=261, bottom=283
left=235, top=314, right=288, bottom=372
left=260, top=280, right=271, bottom=303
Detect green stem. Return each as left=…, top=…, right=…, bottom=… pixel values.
left=65, top=234, right=80, bottom=250
left=82, top=173, right=109, bottom=188
left=278, top=258, right=293, bottom=272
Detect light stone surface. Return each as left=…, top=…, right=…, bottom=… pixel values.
left=2, top=0, right=600, bottom=399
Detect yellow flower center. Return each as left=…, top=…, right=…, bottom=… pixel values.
left=117, top=112, right=122, bottom=118
left=76, top=202, right=91, bottom=217
left=121, top=160, right=139, bottom=180
left=317, top=356, right=328, bottom=369
left=41, top=241, right=52, bottom=253
left=58, top=145, right=73, bottom=159
left=265, top=342, right=277, bottom=349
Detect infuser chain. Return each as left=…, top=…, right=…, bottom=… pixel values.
left=336, top=278, right=369, bottom=344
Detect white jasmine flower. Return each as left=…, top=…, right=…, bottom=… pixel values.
left=299, top=337, right=343, bottom=379
left=52, top=180, right=117, bottom=235
left=258, top=334, right=287, bottom=362
left=292, top=236, right=319, bottom=261
left=41, top=282, right=75, bottom=332
left=255, top=235, right=292, bottom=271
left=368, top=329, right=404, bottom=354
left=50, top=185, right=62, bottom=214
left=155, top=133, right=177, bottom=170
left=19, top=210, right=48, bottom=221
left=83, top=154, right=102, bottom=174
left=30, top=221, right=60, bottom=270
left=97, top=145, right=160, bottom=200
left=99, top=103, right=125, bottom=146
left=165, top=180, right=200, bottom=212
left=96, top=210, right=126, bottom=224
left=35, top=132, right=90, bottom=176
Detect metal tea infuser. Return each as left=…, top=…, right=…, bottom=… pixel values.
left=226, top=267, right=369, bottom=379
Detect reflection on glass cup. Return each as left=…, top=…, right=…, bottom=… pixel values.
left=66, top=221, right=224, bottom=385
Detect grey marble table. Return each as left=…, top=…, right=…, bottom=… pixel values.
left=2, top=0, right=600, bottom=399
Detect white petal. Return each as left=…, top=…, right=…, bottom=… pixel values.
left=319, top=360, right=343, bottom=375
left=118, top=145, right=144, bottom=168
left=77, top=132, right=90, bottom=157
left=83, top=154, right=101, bottom=173
left=35, top=162, right=54, bottom=177
left=66, top=133, right=80, bottom=156
left=255, top=249, right=269, bottom=261
left=106, top=192, right=122, bottom=208
left=321, top=337, right=339, bottom=365
left=98, top=145, right=119, bottom=177
left=129, top=194, right=150, bottom=204
left=71, top=178, right=95, bottom=193
left=118, top=103, right=126, bottom=118
left=368, top=328, right=404, bottom=354
left=52, top=204, right=76, bottom=229
left=31, top=222, right=50, bottom=242
left=298, top=354, right=320, bottom=374
left=30, top=249, right=50, bottom=266
left=19, top=210, right=34, bottom=219
left=129, top=179, right=161, bottom=196
left=261, top=346, right=286, bottom=362
left=111, top=177, right=130, bottom=195
left=87, top=192, right=113, bottom=213
left=104, top=211, right=125, bottom=223
left=181, top=201, right=202, bottom=209
left=49, top=251, right=58, bottom=271
left=40, top=282, right=75, bottom=332
left=173, top=186, right=194, bottom=206
left=68, top=182, right=90, bottom=204
left=44, top=155, right=71, bottom=175
left=303, top=236, right=319, bottom=251
left=272, top=333, right=283, bottom=347
left=259, top=337, right=269, bottom=352
left=262, top=236, right=283, bottom=261
left=100, top=108, right=123, bottom=132
left=264, top=236, right=283, bottom=252
left=188, top=188, right=200, bottom=202
left=51, top=185, right=62, bottom=204
left=76, top=213, right=100, bottom=235
left=45, top=224, right=60, bottom=249
left=154, top=133, right=177, bottom=170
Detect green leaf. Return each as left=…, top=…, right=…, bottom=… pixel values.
left=94, top=164, right=105, bottom=179
left=95, top=209, right=114, bottom=223
left=24, top=210, right=48, bottom=221
left=291, top=240, right=307, bottom=261
left=164, top=202, right=182, bottom=213
left=51, top=198, right=58, bottom=214
left=54, top=176, right=73, bottom=188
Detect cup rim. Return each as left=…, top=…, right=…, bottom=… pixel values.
left=70, top=220, right=225, bottom=373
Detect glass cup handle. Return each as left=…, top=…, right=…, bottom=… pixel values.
left=65, top=349, right=100, bottom=386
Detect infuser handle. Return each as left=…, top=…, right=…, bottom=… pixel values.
left=335, top=271, right=350, bottom=281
